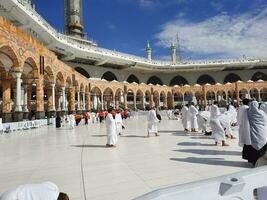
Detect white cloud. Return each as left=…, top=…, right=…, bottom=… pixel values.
left=139, top=0, right=153, bottom=8
left=155, top=8, right=267, bottom=59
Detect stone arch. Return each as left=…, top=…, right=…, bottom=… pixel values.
left=91, top=86, right=102, bottom=110
left=56, top=72, right=65, bottom=87
left=206, top=90, right=216, bottom=104
left=197, top=74, right=215, bottom=85
left=103, top=87, right=114, bottom=109
left=75, top=67, right=90, bottom=78
left=127, top=74, right=140, bottom=84
left=80, top=83, right=85, bottom=93
left=251, top=72, right=267, bottom=81
left=101, top=71, right=118, bottom=81
left=147, top=76, right=163, bottom=85
left=65, top=76, right=72, bottom=88
left=170, top=75, right=188, bottom=86
left=250, top=88, right=259, bottom=100
left=260, top=88, right=267, bottom=101
left=0, top=45, right=20, bottom=70
left=224, top=73, right=242, bottom=83
left=239, top=89, right=248, bottom=101
left=44, top=66, right=55, bottom=83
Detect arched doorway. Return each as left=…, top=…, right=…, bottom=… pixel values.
left=127, top=74, right=140, bottom=84
left=170, top=75, right=188, bottom=86
left=197, top=74, right=215, bottom=85
left=224, top=73, right=242, bottom=83
left=102, top=71, right=118, bottom=81
left=147, top=76, right=163, bottom=85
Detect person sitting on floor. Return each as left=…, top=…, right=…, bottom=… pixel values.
left=0, top=182, right=69, bottom=200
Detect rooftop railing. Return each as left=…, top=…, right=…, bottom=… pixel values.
left=134, top=166, right=267, bottom=200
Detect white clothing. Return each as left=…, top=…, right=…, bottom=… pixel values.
left=248, top=101, right=267, bottom=150
left=237, top=105, right=251, bottom=146
left=115, top=113, right=123, bottom=135
left=197, top=111, right=210, bottom=132
left=228, top=105, right=237, bottom=124
left=210, top=105, right=221, bottom=118
left=210, top=104, right=225, bottom=142
left=210, top=118, right=226, bottom=142
left=147, top=109, right=160, bottom=134
left=0, top=182, right=59, bottom=200
left=188, top=105, right=198, bottom=129
left=219, top=112, right=233, bottom=135
left=106, top=113, right=117, bottom=145
left=181, top=106, right=190, bottom=130
left=68, top=114, right=75, bottom=128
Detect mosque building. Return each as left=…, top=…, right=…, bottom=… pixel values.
left=0, top=0, right=267, bottom=122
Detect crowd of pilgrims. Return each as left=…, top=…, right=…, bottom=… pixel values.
left=55, top=109, right=130, bottom=147
left=169, top=99, right=267, bottom=167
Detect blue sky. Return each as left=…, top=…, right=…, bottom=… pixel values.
left=33, top=0, right=267, bottom=60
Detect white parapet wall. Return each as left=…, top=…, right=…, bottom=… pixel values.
left=134, top=166, right=267, bottom=200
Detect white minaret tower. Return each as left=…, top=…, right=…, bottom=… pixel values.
left=146, top=41, right=152, bottom=61
left=171, top=42, right=177, bottom=64
left=20, top=0, right=32, bottom=6
left=64, top=0, right=84, bottom=38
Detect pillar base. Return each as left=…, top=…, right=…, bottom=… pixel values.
left=48, top=111, right=56, bottom=118
left=2, top=113, right=13, bottom=123
left=35, top=111, right=46, bottom=119
left=23, top=112, right=29, bottom=120
left=12, top=112, right=24, bottom=122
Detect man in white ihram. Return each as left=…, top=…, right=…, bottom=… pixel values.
left=188, top=102, right=198, bottom=132
left=210, top=101, right=229, bottom=146
left=0, top=182, right=69, bottom=200
left=147, top=107, right=160, bottom=137
left=106, top=107, right=118, bottom=147
left=181, top=104, right=190, bottom=131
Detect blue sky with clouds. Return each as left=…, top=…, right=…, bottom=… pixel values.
left=33, top=0, right=267, bottom=60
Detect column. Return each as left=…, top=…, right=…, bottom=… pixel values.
left=13, top=71, right=22, bottom=112
left=259, top=90, right=262, bottom=101
left=27, top=85, right=32, bottom=112
left=23, top=85, right=28, bottom=112
left=149, top=94, right=154, bottom=108
left=164, top=96, right=167, bottom=108
left=61, top=86, right=66, bottom=111
left=77, top=91, right=80, bottom=111
left=69, top=87, right=75, bottom=113
left=171, top=94, right=176, bottom=109
left=123, top=92, right=128, bottom=109
left=113, top=94, right=115, bottom=108
left=51, top=83, right=56, bottom=111
left=99, top=93, right=103, bottom=110
left=36, top=78, right=45, bottom=119
left=82, top=92, right=86, bottom=110
left=86, top=92, right=90, bottom=111
left=133, top=94, right=137, bottom=110
left=2, top=79, right=12, bottom=122
left=2, top=79, right=11, bottom=113
left=143, top=96, right=146, bottom=110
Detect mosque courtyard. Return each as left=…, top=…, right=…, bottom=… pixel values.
left=0, top=113, right=251, bottom=200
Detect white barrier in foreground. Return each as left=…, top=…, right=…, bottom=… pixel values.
left=134, top=166, right=267, bottom=200
left=0, top=118, right=55, bottom=133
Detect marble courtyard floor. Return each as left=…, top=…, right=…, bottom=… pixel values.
left=0, top=114, right=251, bottom=200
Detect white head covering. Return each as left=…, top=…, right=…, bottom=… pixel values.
left=248, top=101, right=267, bottom=150
left=0, top=182, right=59, bottom=200
left=260, top=102, right=267, bottom=115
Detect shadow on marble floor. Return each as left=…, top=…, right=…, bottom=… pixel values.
left=170, top=157, right=251, bottom=168
left=72, top=144, right=107, bottom=148
left=174, top=148, right=242, bottom=156
left=91, top=135, right=106, bottom=137
left=177, top=142, right=215, bottom=147
left=120, top=135, right=148, bottom=138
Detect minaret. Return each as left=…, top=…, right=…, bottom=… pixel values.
left=146, top=41, right=152, bottom=61
left=170, top=43, right=176, bottom=64
left=64, top=0, right=84, bottom=38
left=20, top=0, right=32, bottom=6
